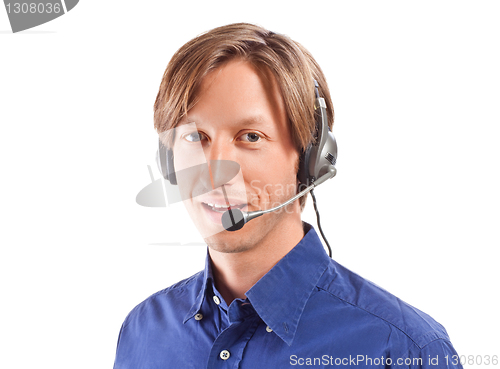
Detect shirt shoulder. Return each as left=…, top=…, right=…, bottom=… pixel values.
left=316, top=259, right=450, bottom=349
left=121, top=270, right=204, bottom=329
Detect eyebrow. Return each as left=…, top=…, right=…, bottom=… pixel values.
left=237, top=115, right=267, bottom=127
left=178, top=115, right=268, bottom=128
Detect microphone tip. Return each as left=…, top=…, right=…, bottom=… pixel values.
left=221, top=208, right=245, bottom=232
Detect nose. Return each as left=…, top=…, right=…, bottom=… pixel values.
left=200, top=139, right=240, bottom=189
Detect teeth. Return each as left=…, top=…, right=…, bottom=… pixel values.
left=206, top=203, right=239, bottom=209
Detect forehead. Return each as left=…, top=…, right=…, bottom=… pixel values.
left=178, top=59, right=288, bottom=131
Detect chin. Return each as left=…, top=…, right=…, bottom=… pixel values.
left=205, top=236, right=257, bottom=254
left=206, top=212, right=287, bottom=254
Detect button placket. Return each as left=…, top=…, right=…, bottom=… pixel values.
left=207, top=313, right=261, bottom=367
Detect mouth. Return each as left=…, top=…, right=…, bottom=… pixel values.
left=201, top=202, right=247, bottom=213
left=195, top=194, right=249, bottom=228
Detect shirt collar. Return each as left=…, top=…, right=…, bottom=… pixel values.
left=246, top=223, right=330, bottom=345
left=184, top=223, right=331, bottom=346
left=183, top=255, right=214, bottom=324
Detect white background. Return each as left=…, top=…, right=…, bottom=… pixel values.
left=1, top=1, right=499, bottom=368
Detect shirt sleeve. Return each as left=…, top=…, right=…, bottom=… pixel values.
left=112, top=322, right=126, bottom=369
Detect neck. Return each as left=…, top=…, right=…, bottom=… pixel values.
left=208, top=213, right=304, bottom=305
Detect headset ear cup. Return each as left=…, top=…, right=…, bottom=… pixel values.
left=297, top=145, right=312, bottom=188
left=156, top=149, right=165, bottom=178
left=165, top=149, right=177, bottom=185
left=158, top=139, right=177, bottom=185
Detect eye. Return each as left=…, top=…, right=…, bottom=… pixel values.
left=239, top=132, right=262, bottom=143
left=183, top=131, right=206, bottom=142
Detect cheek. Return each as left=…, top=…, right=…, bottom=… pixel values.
left=266, top=147, right=300, bottom=181
left=173, top=149, right=206, bottom=171
left=242, top=149, right=299, bottom=204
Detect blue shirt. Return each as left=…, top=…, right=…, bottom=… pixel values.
left=113, top=223, right=462, bottom=368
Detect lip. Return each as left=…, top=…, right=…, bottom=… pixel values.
left=197, top=197, right=248, bottom=225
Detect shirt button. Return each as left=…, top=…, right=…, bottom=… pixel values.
left=213, top=295, right=221, bottom=305
left=194, top=313, right=203, bottom=321
left=266, top=326, right=273, bottom=333
left=220, top=349, right=230, bottom=360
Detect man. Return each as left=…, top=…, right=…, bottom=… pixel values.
left=114, top=23, right=462, bottom=368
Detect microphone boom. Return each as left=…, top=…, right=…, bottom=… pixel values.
left=221, top=167, right=336, bottom=232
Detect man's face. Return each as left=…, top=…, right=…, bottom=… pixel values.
left=173, top=59, right=301, bottom=253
